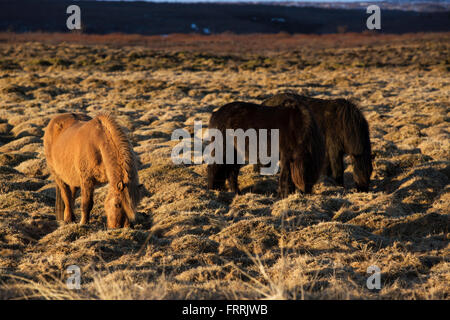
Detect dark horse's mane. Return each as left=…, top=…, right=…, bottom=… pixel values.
left=337, top=99, right=371, bottom=157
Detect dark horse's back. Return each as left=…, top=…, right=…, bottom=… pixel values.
left=210, top=102, right=292, bottom=132
left=209, top=101, right=322, bottom=159
left=263, top=93, right=373, bottom=192
left=298, top=96, right=371, bottom=158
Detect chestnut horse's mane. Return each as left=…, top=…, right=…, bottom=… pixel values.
left=96, top=113, right=140, bottom=216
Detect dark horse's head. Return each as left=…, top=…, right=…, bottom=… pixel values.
left=352, top=152, right=373, bottom=192
left=340, top=99, right=373, bottom=192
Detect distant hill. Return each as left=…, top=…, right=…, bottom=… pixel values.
left=276, top=1, right=450, bottom=12
left=0, top=0, right=449, bottom=34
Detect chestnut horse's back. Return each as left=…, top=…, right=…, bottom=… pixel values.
left=44, top=113, right=92, bottom=171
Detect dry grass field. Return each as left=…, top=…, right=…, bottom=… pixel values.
left=0, top=32, right=448, bottom=299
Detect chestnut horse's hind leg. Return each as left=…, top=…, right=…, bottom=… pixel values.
left=55, top=184, right=65, bottom=221
left=70, top=186, right=79, bottom=202
left=55, top=178, right=75, bottom=223
left=80, top=182, right=94, bottom=225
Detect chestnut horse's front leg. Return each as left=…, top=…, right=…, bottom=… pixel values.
left=80, top=182, right=94, bottom=225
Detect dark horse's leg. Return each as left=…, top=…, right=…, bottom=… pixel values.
left=227, top=164, right=241, bottom=194
left=80, top=181, right=94, bottom=225
left=329, top=149, right=344, bottom=187
left=278, top=160, right=293, bottom=198
left=207, top=163, right=227, bottom=191
left=287, top=165, right=297, bottom=194
left=226, top=147, right=242, bottom=195
left=324, top=153, right=332, bottom=177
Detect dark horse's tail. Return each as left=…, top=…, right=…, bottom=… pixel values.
left=338, top=99, right=373, bottom=191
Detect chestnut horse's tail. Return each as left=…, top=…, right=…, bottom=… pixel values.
left=96, top=113, right=140, bottom=221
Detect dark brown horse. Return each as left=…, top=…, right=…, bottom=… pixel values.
left=207, top=101, right=325, bottom=198
left=263, top=93, right=373, bottom=192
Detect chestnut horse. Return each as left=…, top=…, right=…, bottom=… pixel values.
left=44, top=113, right=141, bottom=228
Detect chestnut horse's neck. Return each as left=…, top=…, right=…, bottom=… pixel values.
left=96, top=114, right=140, bottom=218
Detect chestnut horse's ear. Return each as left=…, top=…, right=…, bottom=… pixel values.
left=117, top=181, right=124, bottom=191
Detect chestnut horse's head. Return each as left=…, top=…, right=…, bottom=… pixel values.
left=104, top=181, right=137, bottom=229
